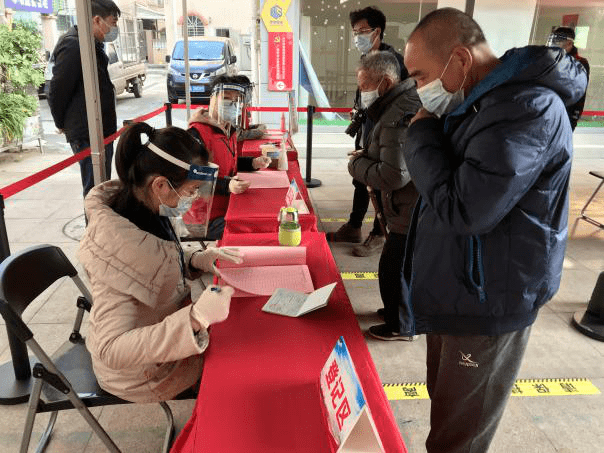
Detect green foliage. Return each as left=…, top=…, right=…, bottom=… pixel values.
left=0, top=23, right=44, bottom=141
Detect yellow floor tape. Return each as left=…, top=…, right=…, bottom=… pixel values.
left=341, top=272, right=379, bottom=280
left=383, top=378, right=600, bottom=400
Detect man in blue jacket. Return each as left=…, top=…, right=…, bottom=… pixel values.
left=403, top=8, right=587, bottom=453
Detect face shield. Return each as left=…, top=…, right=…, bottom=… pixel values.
left=546, top=32, right=572, bottom=48
left=146, top=142, right=218, bottom=238
left=210, top=83, right=247, bottom=128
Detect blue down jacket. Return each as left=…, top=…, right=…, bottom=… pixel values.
left=402, top=46, right=588, bottom=336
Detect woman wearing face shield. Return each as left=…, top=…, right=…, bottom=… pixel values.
left=77, top=122, right=243, bottom=403
left=187, top=75, right=271, bottom=240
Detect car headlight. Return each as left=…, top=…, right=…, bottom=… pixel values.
left=168, top=66, right=180, bottom=76
left=213, top=66, right=227, bottom=76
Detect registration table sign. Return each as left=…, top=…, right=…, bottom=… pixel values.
left=320, top=337, right=384, bottom=452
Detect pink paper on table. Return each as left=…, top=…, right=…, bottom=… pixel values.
left=219, top=246, right=306, bottom=268
left=236, top=170, right=291, bottom=189
left=217, top=246, right=311, bottom=297
left=219, top=265, right=314, bottom=297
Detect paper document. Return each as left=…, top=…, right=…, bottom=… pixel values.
left=237, top=170, right=291, bottom=189
left=217, top=246, right=313, bottom=297
left=262, top=283, right=337, bottom=317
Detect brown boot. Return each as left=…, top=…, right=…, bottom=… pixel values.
left=352, top=233, right=385, bottom=257
left=327, top=223, right=363, bottom=243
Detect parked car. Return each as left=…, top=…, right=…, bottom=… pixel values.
left=166, top=36, right=238, bottom=104
left=44, top=41, right=146, bottom=98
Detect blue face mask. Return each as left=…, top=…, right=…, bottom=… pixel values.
left=101, top=18, right=119, bottom=42
left=158, top=182, right=196, bottom=218
left=221, top=102, right=241, bottom=125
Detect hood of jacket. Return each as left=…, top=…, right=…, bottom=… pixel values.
left=78, top=181, right=182, bottom=308
left=446, top=46, right=588, bottom=130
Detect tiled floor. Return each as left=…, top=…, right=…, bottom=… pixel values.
left=0, top=127, right=603, bottom=452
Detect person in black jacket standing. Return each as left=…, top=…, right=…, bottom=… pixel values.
left=48, top=0, right=120, bottom=199
left=330, top=6, right=406, bottom=258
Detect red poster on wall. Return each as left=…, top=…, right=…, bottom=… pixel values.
left=268, top=31, right=293, bottom=91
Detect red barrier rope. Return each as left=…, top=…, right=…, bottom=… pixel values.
left=171, top=104, right=208, bottom=109
left=582, top=111, right=604, bottom=117
left=0, top=105, right=169, bottom=200
left=246, top=106, right=352, bottom=113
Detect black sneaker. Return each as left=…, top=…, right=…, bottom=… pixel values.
left=368, top=324, right=414, bottom=341
left=377, top=308, right=385, bottom=319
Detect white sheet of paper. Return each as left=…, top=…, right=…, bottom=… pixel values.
left=237, top=170, right=291, bottom=189
left=262, top=283, right=337, bottom=317
left=219, top=265, right=314, bottom=297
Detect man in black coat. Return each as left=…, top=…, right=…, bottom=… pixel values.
left=48, top=0, right=120, bottom=199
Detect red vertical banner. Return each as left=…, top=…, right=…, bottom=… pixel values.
left=268, top=31, right=293, bottom=91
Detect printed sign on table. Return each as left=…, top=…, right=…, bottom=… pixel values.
left=320, top=337, right=384, bottom=452
left=285, top=179, right=309, bottom=214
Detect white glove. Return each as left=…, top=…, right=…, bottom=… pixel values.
left=252, top=156, right=272, bottom=169
left=191, top=247, right=243, bottom=277
left=229, top=176, right=251, bottom=194
left=191, top=285, right=234, bottom=329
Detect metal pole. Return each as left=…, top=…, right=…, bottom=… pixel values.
left=465, top=0, right=476, bottom=16
left=182, top=0, right=191, bottom=121
left=165, top=102, right=173, bottom=126
left=0, top=195, right=35, bottom=405
left=304, top=105, right=321, bottom=188
left=75, top=0, right=106, bottom=186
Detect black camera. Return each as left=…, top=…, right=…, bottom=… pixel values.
left=345, top=108, right=367, bottom=138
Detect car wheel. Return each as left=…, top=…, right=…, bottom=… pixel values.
left=132, top=78, right=143, bottom=98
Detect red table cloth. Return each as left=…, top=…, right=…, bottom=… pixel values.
left=225, top=161, right=317, bottom=235
left=170, top=232, right=407, bottom=453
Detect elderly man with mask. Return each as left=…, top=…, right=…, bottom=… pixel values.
left=402, top=8, right=587, bottom=452
left=330, top=6, right=406, bottom=258
left=348, top=51, right=421, bottom=341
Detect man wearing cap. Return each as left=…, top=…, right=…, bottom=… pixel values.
left=547, top=26, right=590, bottom=130
left=187, top=75, right=271, bottom=240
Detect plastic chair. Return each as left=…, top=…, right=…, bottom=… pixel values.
left=0, top=244, right=190, bottom=453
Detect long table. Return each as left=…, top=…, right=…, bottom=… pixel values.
left=171, top=142, right=407, bottom=453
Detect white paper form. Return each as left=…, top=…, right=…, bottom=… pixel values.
left=236, top=170, right=291, bottom=189
left=262, top=283, right=337, bottom=317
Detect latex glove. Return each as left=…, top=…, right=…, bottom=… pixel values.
left=191, top=285, right=234, bottom=329
left=229, top=176, right=251, bottom=194
left=191, top=247, right=243, bottom=277
left=252, top=156, right=272, bottom=169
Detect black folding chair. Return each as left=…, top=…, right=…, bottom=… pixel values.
left=580, top=171, right=604, bottom=230
left=0, top=244, right=190, bottom=453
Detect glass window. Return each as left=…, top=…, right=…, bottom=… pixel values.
left=187, top=16, right=205, bottom=37
left=172, top=41, right=225, bottom=61
left=300, top=1, right=437, bottom=108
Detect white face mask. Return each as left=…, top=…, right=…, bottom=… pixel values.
left=101, top=18, right=119, bottom=42
left=360, top=77, right=384, bottom=109
left=417, top=54, right=468, bottom=118
left=354, top=32, right=375, bottom=55
left=158, top=182, right=196, bottom=217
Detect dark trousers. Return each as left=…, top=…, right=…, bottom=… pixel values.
left=425, top=326, right=532, bottom=453
left=70, top=140, right=114, bottom=199
left=378, top=232, right=414, bottom=334
left=349, top=178, right=383, bottom=235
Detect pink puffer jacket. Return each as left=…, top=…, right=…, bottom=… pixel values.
left=78, top=181, right=208, bottom=403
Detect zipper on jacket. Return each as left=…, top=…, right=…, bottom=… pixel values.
left=467, top=236, right=487, bottom=303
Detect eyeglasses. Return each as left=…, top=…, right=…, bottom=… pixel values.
left=168, top=180, right=199, bottom=199
left=352, top=27, right=375, bottom=37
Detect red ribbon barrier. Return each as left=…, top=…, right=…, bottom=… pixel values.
left=0, top=105, right=169, bottom=199
left=246, top=106, right=351, bottom=113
